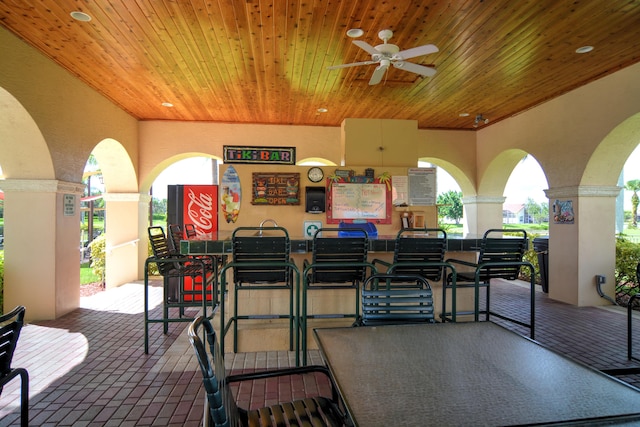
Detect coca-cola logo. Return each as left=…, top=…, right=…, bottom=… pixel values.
left=186, top=189, right=214, bottom=236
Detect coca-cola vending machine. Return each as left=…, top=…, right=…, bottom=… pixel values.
left=167, top=184, right=218, bottom=239
left=167, top=184, right=218, bottom=302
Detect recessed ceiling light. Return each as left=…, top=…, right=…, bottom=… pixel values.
left=575, top=46, right=594, bottom=54
left=317, top=108, right=328, bottom=113
left=346, top=29, right=364, bottom=38
left=70, top=11, right=92, bottom=22
left=459, top=113, right=470, bottom=117
left=162, top=102, right=174, bottom=108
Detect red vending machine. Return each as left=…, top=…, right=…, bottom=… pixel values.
left=167, top=184, right=218, bottom=238
left=167, top=184, right=218, bottom=301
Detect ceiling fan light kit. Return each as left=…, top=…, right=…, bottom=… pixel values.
left=328, top=29, right=439, bottom=85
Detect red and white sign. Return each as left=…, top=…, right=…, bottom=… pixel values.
left=182, top=185, right=218, bottom=239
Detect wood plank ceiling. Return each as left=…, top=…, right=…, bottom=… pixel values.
left=1, top=0, right=639, bottom=130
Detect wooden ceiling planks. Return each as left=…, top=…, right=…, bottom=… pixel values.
left=1, top=0, right=639, bottom=129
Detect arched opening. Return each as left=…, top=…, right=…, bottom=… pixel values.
left=144, top=154, right=222, bottom=234
left=502, top=155, right=549, bottom=229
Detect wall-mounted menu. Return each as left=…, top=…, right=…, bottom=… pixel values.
left=408, top=167, right=437, bottom=205
left=326, top=175, right=392, bottom=224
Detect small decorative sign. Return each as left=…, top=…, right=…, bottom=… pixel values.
left=224, top=146, right=296, bottom=165
left=553, top=199, right=574, bottom=224
left=252, top=172, right=300, bottom=205
left=63, top=194, right=75, bottom=216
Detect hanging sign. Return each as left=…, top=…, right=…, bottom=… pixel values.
left=223, top=146, right=296, bottom=164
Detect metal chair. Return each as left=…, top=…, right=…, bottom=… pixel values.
left=441, top=228, right=529, bottom=323
left=354, top=274, right=436, bottom=326
left=188, top=316, right=346, bottom=427
left=0, top=306, right=29, bottom=427
left=227, top=226, right=295, bottom=353
left=168, top=223, right=220, bottom=272
left=144, top=225, right=217, bottom=353
left=373, top=228, right=447, bottom=285
left=184, top=223, right=197, bottom=238
left=299, top=227, right=375, bottom=365
left=303, top=227, right=372, bottom=320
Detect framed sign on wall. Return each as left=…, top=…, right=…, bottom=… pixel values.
left=251, top=172, right=300, bottom=205
left=326, top=173, right=392, bottom=224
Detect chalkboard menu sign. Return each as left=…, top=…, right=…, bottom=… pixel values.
left=326, top=174, right=392, bottom=224
left=252, top=172, right=300, bottom=205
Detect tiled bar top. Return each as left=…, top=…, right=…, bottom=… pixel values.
left=180, top=233, right=486, bottom=255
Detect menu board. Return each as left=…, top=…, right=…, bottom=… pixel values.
left=408, top=167, right=437, bottom=205
left=326, top=179, right=392, bottom=224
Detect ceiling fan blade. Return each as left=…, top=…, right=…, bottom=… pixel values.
left=369, top=64, right=388, bottom=85
left=352, top=40, right=380, bottom=56
left=393, top=61, right=437, bottom=77
left=327, top=60, right=375, bottom=70
left=395, top=44, right=439, bottom=60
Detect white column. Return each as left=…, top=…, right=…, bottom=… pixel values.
left=545, top=185, right=621, bottom=306
left=102, top=192, right=148, bottom=289
left=0, top=179, right=83, bottom=320
left=461, top=195, right=506, bottom=235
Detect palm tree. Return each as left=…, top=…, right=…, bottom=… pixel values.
left=626, top=179, right=640, bottom=228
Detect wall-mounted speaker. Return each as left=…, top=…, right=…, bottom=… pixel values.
left=305, top=186, right=326, bottom=213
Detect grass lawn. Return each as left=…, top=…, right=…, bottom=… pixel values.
left=80, top=262, right=101, bottom=285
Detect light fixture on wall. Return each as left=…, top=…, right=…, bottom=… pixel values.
left=473, top=114, right=489, bottom=128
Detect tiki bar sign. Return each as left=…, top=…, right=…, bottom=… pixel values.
left=223, top=145, right=296, bottom=165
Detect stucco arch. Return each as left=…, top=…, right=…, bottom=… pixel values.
left=297, top=157, right=337, bottom=166
left=0, top=87, right=54, bottom=179
left=581, top=112, right=640, bottom=186
left=420, top=157, right=476, bottom=197
left=140, top=152, right=223, bottom=195
left=91, top=138, right=138, bottom=193
left=478, top=149, right=536, bottom=197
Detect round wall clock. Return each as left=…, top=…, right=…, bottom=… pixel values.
left=307, top=167, right=324, bottom=183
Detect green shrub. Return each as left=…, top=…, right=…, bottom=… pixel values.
left=519, top=234, right=541, bottom=285
left=615, top=235, right=640, bottom=298
left=88, top=234, right=106, bottom=284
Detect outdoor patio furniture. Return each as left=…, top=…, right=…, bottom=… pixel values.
left=227, top=226, right=296, bottom=353
left=168, top=223, right=219, bottom=274
left=0, top=306, right=28, bottom=427
left=441, top=228, right=529, bottom=323
left=188, top=316, right=346, bottom=426
left=353, top=273, right=436, bottom=326
left=372, top=227, right=447, bottom=284
left=303, top=227, right=371, bottom=319
left=144, top=226, right=217, bottom=353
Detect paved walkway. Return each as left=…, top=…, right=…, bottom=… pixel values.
left=1, top=279, right=640, bottom=426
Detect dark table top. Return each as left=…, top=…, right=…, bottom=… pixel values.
left=313, top=322, right=640, bottom=426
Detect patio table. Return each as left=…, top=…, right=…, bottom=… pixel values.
left=313, top=322, right=640, bottom=426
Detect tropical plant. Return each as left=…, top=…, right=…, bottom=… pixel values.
left=626, top=179, right=640, bottom=228
left=437, top=190, right=464, bottom=224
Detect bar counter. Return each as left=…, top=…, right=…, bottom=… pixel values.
left=180, top=232, right=487, bottom=255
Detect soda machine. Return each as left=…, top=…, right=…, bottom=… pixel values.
left=167, top=184, right=218, bottom=238
left=166, top=184, right=218, bottom=302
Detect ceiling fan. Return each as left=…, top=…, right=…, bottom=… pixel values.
left=328, top=29, right=439, bottom=85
